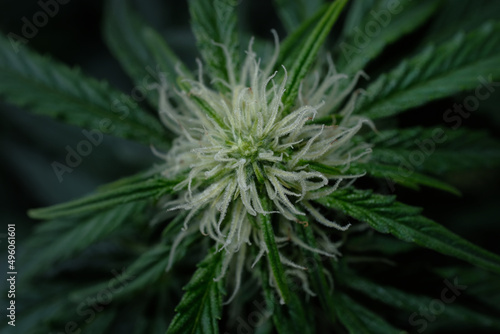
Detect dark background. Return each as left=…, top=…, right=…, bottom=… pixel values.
left=0, top=1, right=499, bottom=333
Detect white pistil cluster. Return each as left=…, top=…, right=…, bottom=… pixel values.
left=153, top=34, right=372, bottom=302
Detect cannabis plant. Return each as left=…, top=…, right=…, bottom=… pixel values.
left=2, top=0, right=500, bottom=333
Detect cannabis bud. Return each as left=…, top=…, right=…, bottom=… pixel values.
left=153, top=34, right=372, bottom=301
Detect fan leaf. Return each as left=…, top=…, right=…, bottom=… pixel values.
left=166, top=250, right=224, bottom=334
left=316, top=188, right=500, bottom=275
left=103, top=0, right=190, bottom=108
left=28, top=176, right=178, bottom=219
left=356, top=22, right=500, bottom=119
left=281, top=0, right=348, bottom=112
left=0, top=34, right=167, bottom=147
left=189, top=0, right=240, bottom=92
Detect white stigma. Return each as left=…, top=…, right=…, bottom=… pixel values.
left=152, top=32, right=372, bottom=301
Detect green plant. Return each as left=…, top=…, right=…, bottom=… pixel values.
left=2, top=0, right=500, bottom=333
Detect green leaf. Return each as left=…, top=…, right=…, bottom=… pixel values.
left=22, top=201, right=147, bottom=278
left=297, top=225, right=336, bottom=320
left=336, top=0, right=440, bottom=75
left=340, top=270, right=500, bottom=330
left=71, top=245, right=185, bottom=303
left=96, top=165, right=168, bottom=192
left=304, top=159, right=460, bottom=194
left=419, top=0, right=500, bottom=47
left=0, top=34, right=167, bottom=148
left=259, top=197, right=290, bottom=304
left=258, top=261, right=292, bottom=334
left=281, top=0, right=349, bottom=111
left=177, top=79, right=226, bottom=128
left=351, top=162, right=461, bottom=195
left=273, top=0, right=324, bottom=33
left=346, top=233, right=416, bottom=255
left=257, top=259, right=313, bottom=334
left=276, top=3, right=329, bottom=71
left=367, top=127, right=500, bottom=175
left=69, top=215, right=197, bottom=302
left=356, top=22, right=500, bottom=119
left=28, top=176, right=178, bottom=219
left=334, top=292, right=404, bottom=334
left=167, top=250, right=224, bottom=334
left=103, top=0, right=190, bottom=108
left=316, top=188, right=500, bottom=275
left=189, top=0, right=239, bottom=91
left=340, top=0, right=376, bottom=39
left=433, top=266, right=500, bottom=313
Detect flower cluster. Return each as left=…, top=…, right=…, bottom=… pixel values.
left=152, top=35, right=372, bottom=301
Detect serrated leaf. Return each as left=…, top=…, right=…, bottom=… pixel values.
left=281, top=0, right=348, bottom=112
left=0, top=34, right=167, bottom=148
left=316, top=187, right=500, bottom=275
left=340, top=269, right=500, bottom=330
left=334, top=292, right=404, bottom=334
left=68, top=214, right=197, bottom=303
left=257, top=259, right=313, bottom=334
left=367, top=127, right=500, bottom=175
left=97, top=165, right=167, bottom=192
left=351, top=162, right=461, bottom=195
left=273, top=0, right=324, bottom=33
left=433, top=266, right=500, bottom=313
left=259, top=197, right=290, bottom=304
left=258, top=261, right=293, bottom=334
left=305, top=159, right=460, bottom=194
left=340, top=0, right=376, bottom=40
left=189, top=0, right=239, bottom=91
left=21, top=201, right=147, bottom=279
left=103, top=0, right=190, bottom=108
left=276, top=3, right=329, bottom=71
left=356, top=22, right=500, bottom=119
left=336, top=0, right=439, bottom=75
left=420, top=0, right=500, bottom=47
left=29, top=176, right=178, bottom=219
left=177, top=79, right=225, bottom=128
left=297, top=225, right=337, bottom=322
left=167, top=250, right=224, bottom=334
left=70, top=243, right=190, bottom=303
left=346, top=233, right=415, bottom=255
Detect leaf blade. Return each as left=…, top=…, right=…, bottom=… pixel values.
left=316, top=188, right=500, bottom=275
left=167, top=250, right=224, bottom=334
left=340, top=269, right=500, bottom=331
left=356, top=22, right=500, bottom=119
left=28, top=176, right=178, bottom=219
left=21, top=201, right=148, bottom=280
left=189, top=0, right=239, bottom=91
left=334, top=292, right=404, bottom=334
left=259, top=198, right=290, bottom=304
left=273, top=0, right=324, bottom=33
left=103, top=0, right=189, bottom=108
left=336, top=0, right=440, bottom=75
left=366, top=127, right=500, bottom=175
left=281, top=0, right=349, bottom=111
left=0, top=34, right=167, bottom=148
